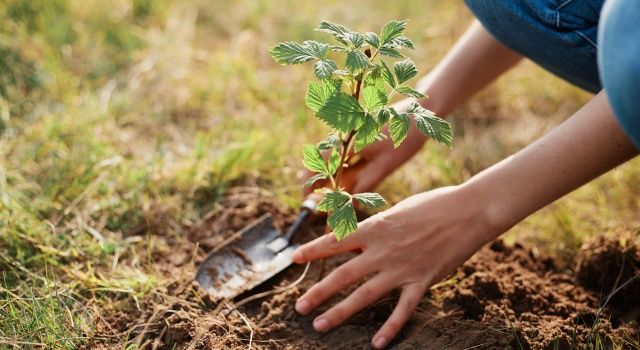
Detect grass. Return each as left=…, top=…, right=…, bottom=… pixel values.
left=0, top=0, right=639, bottom=348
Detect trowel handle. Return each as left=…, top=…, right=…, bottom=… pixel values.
left=281, top=193, right=322, bottom=244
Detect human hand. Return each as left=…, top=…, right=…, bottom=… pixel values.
left=292, top=185, right=498, bottom=349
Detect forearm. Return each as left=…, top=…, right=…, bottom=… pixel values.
left=465, top=91, right=638, bottom=239
left=388, top=21, right=522, bottom=166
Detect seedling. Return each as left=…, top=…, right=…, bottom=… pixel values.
left=269, top=20, right=452, bottom=240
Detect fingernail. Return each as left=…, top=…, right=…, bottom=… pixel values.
left=313, top=318, right=330, bottom=333
left=373, top=336, right=388, bottom=349
left=295, top=299, right=310, bottom=315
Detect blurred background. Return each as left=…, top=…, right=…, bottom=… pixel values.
left=1, top=0, right=638, bottom=348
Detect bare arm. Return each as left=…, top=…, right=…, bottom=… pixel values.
left=352, top=20, right=522, bottom=192
left=293, top=91, right=638, bottom=349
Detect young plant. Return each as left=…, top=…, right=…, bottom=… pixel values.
left=268, top=20, right=452, bottom=240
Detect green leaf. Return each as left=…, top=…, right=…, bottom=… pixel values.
left=380, top=61, right=396, bottom=88
left=378, top=46, right=404, bottom=58
left=389, top=109, right=410, bottom=148
left=329, top=201, right=358, bottom=240
left=376, top=107, right=392, bottom=124
left=314, top=59, right=337, bottom=79
left=386, top=36, right=414, bottom=49
left=364, top=32, right=380, bottom=48
left=306, top=79, right=367, bottom=132
left=306, top=79, right=341, bottom=113
left=408, top=102, right=453, bottom=147
left=354, top=114, right=380, bottom=152
left=317, top=21, right=352, bottom=45
left=353, top=192, right=387, bottom=208
left=303, top=40, right=329, bottom=58
left=363, top=85, right=388, bottom=112
left=394, top=59, right=417, bottom=84
left=345, top=50, right=370, bottom=72
left=380, top=20, right=408, bottom=46
left=396, top=86, right=425, bottom=99
left=317, top=190, right=350, bottom=212
left=317, top=134, right=341, bottom=151
left=304, top=173, right=328, bottom=188
left=268, top=42, right=316, bottom=65
left=328, top=148, right=341, bottom=175
left=303, top=144, right=329, bottom=174
left=344, top=32, right=365, bottom=48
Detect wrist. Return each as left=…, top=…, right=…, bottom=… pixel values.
left=455, top=181, right=510, bottom=244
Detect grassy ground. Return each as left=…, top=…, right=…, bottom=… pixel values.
left=0, top=0, right=638, bottom=348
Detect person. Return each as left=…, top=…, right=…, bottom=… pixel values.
left=293, top=0, right=640, bottom=348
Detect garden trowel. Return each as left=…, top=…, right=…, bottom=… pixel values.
left=195, top=197, right=318, bottom=300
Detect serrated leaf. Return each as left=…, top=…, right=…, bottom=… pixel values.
left=408, top=102, right=452, bottom=147
left=394, top=59, right=417, bottom=84
left=364, top=32, right=380, bottom=48
left=396, top=86, right=425, bottom=99
left=304, top=173, right=328, bottom=188
left=344, top=32, right=365, bottom=48
left=389, top=109, right=410, bottom=148
left=306, top=79, right=367, bottom=132
left=380, top=20, right=407, bottom=46
left=328, top=148, right=341, bottom=175
left=353, top=192, right=387, bottom=208
left=303, top=144, right=329, bottom=174
left=306, top=79, right=341, bottom=112
left=303, top=40, right=329, bottom=58
left=317, top=191, right=350, bottom=212
left=268, top=42, right=316, bottom=65
left=363, top=85, right=388, bottom=112
left=380, top=61, right=396, bottom=88
left=345, top=50, right=370, bottom=72
left=378, top=46, right=404, bottom=58
left=314, top=59, right=338, bottom=79
left=376, top=107, right=391, bottom=124
left=317, top=134, right=341, bottom=151
left=317, top=21, right=352, bottom=45
left=364, top=66, right=385, bottom=90
left=329, top=201, right=358, bottom=240
left=354, top=114, right=380, bottom=152
left=386, top=36, right=414, bottom=49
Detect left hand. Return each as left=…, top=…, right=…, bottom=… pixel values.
left=292, top=185, right=497, bottom=349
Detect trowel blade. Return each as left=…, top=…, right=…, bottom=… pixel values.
left=195, top=213, right=297, bottom=300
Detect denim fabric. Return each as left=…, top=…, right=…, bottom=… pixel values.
left=465, top=0, right=604, bottom=93
left=599, top=0, right=640, bottom=149
left=465, top=0, right=640, bottom=148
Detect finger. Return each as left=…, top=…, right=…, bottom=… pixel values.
left=292, top=228, right=363, bottom=264
left=295, top=255, right=373, bottom=315
left=371, top=283, right=425, bottom=349
left=311, top=273, right=395, bottom=333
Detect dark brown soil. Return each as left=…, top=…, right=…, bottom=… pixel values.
left=83, top=191, right=640, bottom=349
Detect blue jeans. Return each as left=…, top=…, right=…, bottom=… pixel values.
left=465, top=0, right=640, bottom=149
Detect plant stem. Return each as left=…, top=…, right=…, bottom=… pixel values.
left=333, top=78, right=362, bottom=191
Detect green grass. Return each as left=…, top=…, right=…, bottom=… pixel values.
left=0, top=0, right=639, bottom=348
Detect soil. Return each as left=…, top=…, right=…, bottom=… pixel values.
left=83, top=190, right=640, bottom=349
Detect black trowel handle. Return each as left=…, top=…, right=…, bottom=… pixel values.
left=280, top=194, right=320, bottom=244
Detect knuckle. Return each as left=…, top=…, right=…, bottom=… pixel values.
left=383, top=319, right=402, bottom=335
left=335, top=266, right=357, bottom=288
left=358, top=286, right=378, bottom=305
left=399, top=297, right=418, bottom=314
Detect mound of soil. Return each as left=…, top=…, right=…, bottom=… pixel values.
left=83, top=191, right=640, bottom=349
